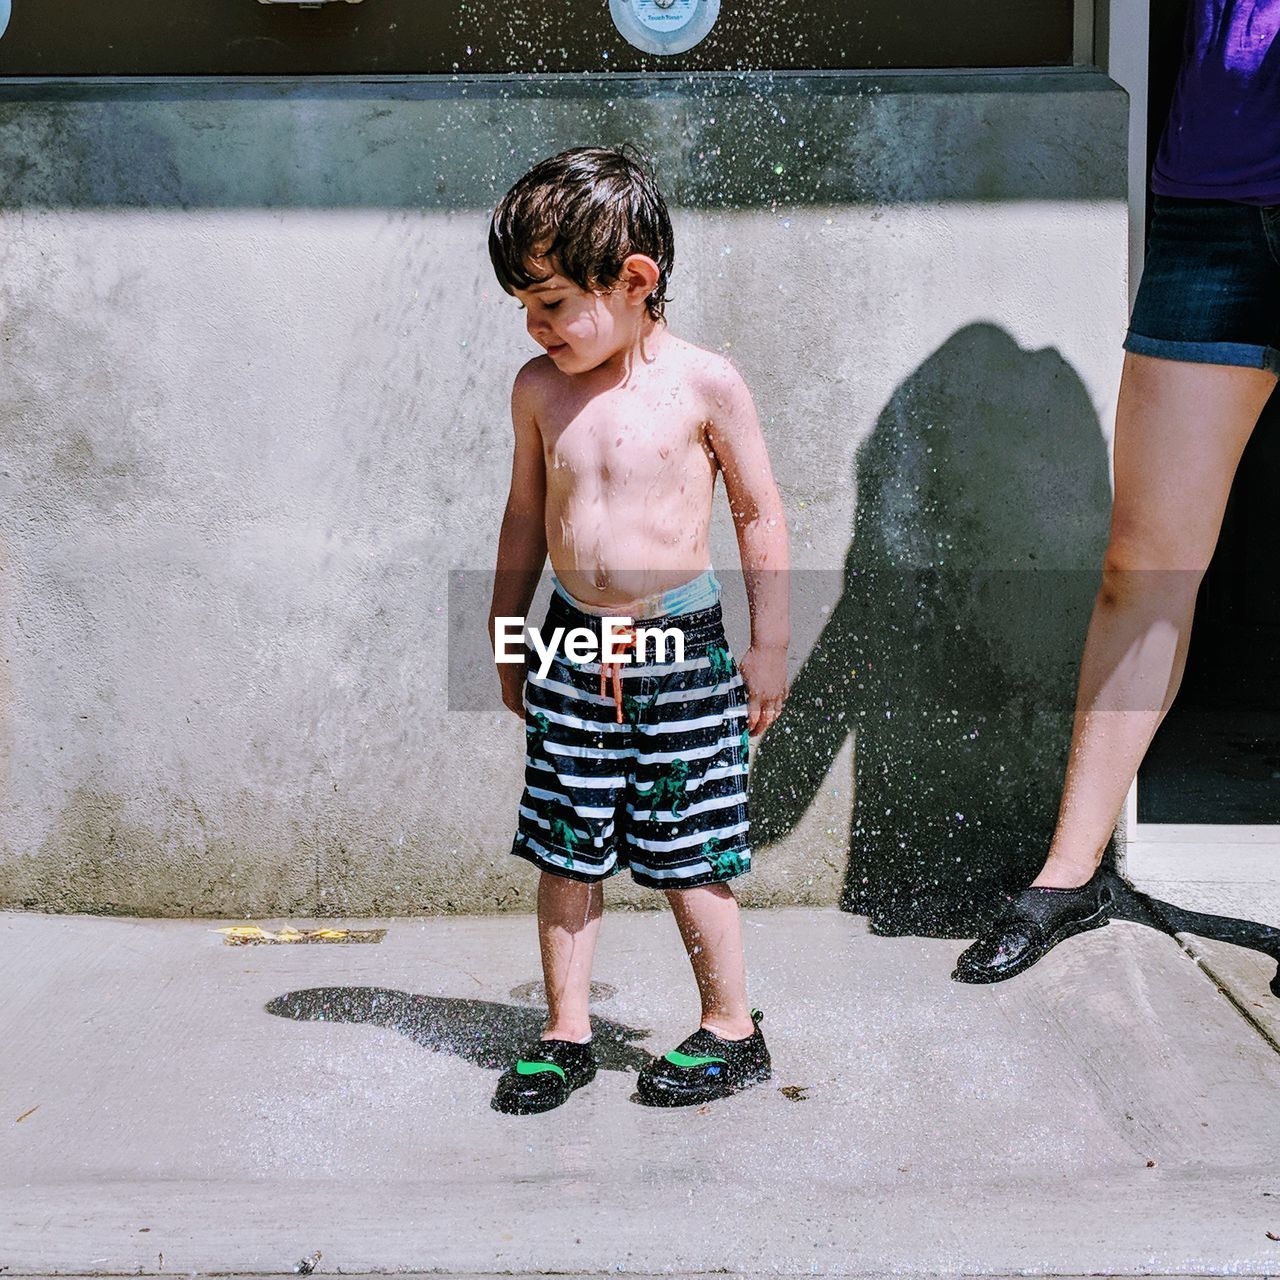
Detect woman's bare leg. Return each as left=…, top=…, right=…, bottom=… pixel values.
left=1033, top=354, right=1276, bottom=889
left=537, top=872, right=603, bottom=1040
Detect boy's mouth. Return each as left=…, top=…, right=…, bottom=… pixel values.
left=545, top=342, right=568, bottom=357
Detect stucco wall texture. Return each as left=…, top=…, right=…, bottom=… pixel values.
left=0, top=73, right=1128, bottom=921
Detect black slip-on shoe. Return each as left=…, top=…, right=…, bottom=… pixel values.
left=951, top=870, right=1116, bottom=985
left=635, top=1009, right=771, bottom=1107
left=491, top=1039, right=597, bottom=1115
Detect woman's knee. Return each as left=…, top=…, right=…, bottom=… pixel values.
left=1097, top=533, right=1207, bottom=608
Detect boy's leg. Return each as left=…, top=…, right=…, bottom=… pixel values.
left=637, top=881, right=769, bottom=1106
left=664, top=882, right=755, bottom=1040
left=496, top=595, right=625, bottom=1112
left=627, top=604, right=767, bottom=1103
left=491, top=871, right=602, bottom=1115
left=538, top=870, right=604, bottom=1041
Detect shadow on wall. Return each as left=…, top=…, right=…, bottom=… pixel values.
left=754, top=323, right=1112, bottom=938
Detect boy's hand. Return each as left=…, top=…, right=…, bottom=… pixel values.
left=499, top=660, right=526, bottom=719
left=739, top=644, right=788, bottom=737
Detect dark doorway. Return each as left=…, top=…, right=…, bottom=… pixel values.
left=1139, top=392, right=1280, bottom=822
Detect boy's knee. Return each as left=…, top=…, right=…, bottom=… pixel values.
left=664, top=881, right=737, bottom=905
left=538, top=869, right=602, bottom=901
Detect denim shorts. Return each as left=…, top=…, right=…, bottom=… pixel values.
left=1124, top=194, right=1280, bottom=375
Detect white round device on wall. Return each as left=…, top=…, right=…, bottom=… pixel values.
left=0, top=0, right=11, bottom=40
left=608, top=0, right=721, bottom=56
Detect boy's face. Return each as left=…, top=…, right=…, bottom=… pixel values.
left=511, top=254, right=657, bottom=374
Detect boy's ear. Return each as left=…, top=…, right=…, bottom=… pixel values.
left=620, top=253, right=661, bottom=307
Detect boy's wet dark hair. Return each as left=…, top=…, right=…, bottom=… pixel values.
left=489, top=146, right=675, bottom=323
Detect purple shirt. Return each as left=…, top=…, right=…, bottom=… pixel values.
left=1152, top=0, right=1280, bottom=204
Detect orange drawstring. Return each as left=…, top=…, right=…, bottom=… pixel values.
left=599, top=624, right=637, bottom=723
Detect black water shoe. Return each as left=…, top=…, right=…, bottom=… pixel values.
left=952, top=870, right=1116, bottom=984
left=491, top=1039, right=597, bottom=1115
left=635, top=1010, right=771, bottom=1107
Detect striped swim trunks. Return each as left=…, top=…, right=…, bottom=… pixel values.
left=512, top=578, right=751, bottom=890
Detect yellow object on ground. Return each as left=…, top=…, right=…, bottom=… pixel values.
left=213, top=925, right=386, bottom=946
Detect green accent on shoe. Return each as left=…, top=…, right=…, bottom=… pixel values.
left=516, top=1060, right=566, bottom=1081
left=663, top=1050, right=727, bottom=1068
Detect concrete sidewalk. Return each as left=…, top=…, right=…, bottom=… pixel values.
left=3, top=904, right=1280, bottom=1278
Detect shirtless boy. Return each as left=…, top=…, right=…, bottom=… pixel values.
left=485, top=147, right=789, bottom=1114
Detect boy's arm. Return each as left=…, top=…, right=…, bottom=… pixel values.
left=488, top=364, right=548, bottom=714
left=704, top=357, right=790, bottom=734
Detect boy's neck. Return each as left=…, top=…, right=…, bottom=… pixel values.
left=590, top=315, right=669, bottom=382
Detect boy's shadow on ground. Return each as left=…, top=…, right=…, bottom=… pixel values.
left=749, top=323, right=1280, bottom=998
left=265, top=987, right=654, bottom=1071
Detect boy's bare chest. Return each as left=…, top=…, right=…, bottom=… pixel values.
left=542, top=393, right=712, bottom=482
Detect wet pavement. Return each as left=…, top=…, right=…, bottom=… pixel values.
left=3, top=904, right=1280, bottom=1277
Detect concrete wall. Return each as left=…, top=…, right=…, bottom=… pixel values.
left=0, top=72, right=1128, bottom=924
